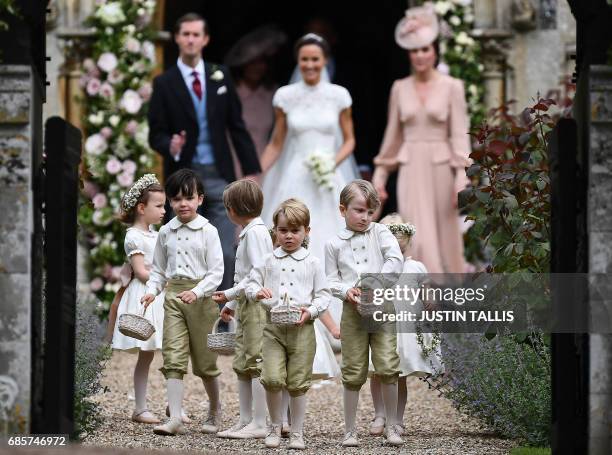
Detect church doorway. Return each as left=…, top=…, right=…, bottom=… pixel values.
left=162, top=0, right=411, bottom=173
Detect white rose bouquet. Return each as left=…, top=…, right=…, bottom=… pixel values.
left=304, top=151, right=336, bottom=191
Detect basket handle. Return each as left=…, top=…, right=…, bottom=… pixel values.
left=283, top=292, right=290, bottom=309
left=211, top=316, right=236, bottom=334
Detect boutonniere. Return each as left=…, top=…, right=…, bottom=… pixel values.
left=210, top=68, right=224, bottom=82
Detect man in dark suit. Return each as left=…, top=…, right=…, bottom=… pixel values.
left=148, top=12, right=261, bottom=291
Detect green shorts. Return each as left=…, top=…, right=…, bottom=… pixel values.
left=232, top=296, right=266, bottom=379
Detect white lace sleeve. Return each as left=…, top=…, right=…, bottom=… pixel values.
left=272, top=86, right=291, bottom=113
left=334, top=85, right=352, bottom=111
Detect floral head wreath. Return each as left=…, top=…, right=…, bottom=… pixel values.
left=121, top=174, right=160, bottom=211
left=387, top=223, right=417, bottom=239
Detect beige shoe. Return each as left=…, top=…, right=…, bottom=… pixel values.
left=281, top=422, right=291, bottom=438
left=227, top=422, right=267, bottom=439
left=131, top=409, right=160, bottom=424
left=288, top=432, right=305, bottom=450
left=369, top=416, right=385, bottom=435
left=165, top=405, right=192, bottom=424
left=397, top=423, right=406, bottom=436
left=217, top=421, right=248, bottom=438
left=153, top=418, right=186, bottom=436
left=385, top=424, right=403, bottom=446
left=201, top=411, right=222, bottom=434
left=341, top=430, right=359, bottom=447
left=264, top=424, right=282, bottom=448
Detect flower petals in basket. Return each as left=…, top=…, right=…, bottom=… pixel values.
left=118, top=306, right=155, bottom=341
left=270, top=293, right=302, bottom=325
left=207, top=316, right=236, bottom=355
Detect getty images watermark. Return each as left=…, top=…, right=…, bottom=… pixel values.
left=356, top=273, right=612, bottom=334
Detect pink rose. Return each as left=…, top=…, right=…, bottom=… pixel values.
left=105, top=157, right=122, bottom=175
left=122, top=159, right=137, bottom=174
left=111, top=266, right=123, bottom=281
left=83, top=58, right=96, bottom=73
left=86, top=78, right=101, bottom=96
left=124, top=120, right=139, bottom=136
left=97, top=52, right=118, bottom=73
left=92, top=193, right=108, bottom=209
left=117, top=170, right=135, bottom=187
left=138, top=82, right=152, bottom=101
left=90, top=277, right=104, bottom=291
left=100, top=127, right=113, bottom=139
left=85, top=134, right=107, bottom=155
left=108, top=69, right=124, bottom=85
left=124, top=37, right=141, bottom=53
left=82, top=180, right=100, bottom=199
left=99, top=82, right=115, bottom=100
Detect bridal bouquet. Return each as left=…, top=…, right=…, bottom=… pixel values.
left=304, top=151, right=335, bottom=191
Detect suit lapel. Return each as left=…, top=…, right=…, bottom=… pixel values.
left=170, top=66, right=197, bottom=124
left=204, top=62, right=217, bottom=120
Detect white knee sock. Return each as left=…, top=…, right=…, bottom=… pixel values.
left=397, top=377, right=408, bottom=426
left=381, top=382, right=399, bottom=426
left=369, top=376, right=385, bottom=419
left=167, top=378, right=184, bottom=420
left=238, top=378, right=253, bottom=424
left=266, top=389, right=283, bottom=425
left=134, top=351, right=154, bottom=412
left=289, top=395, right=307, bottom=435
left=343, top=387, right=360, bottom=433
left=252, top=378, right=267, bottom=427
left=281, top=388, right=291, bottom=425
left=202, top=377, right=221, bottom=415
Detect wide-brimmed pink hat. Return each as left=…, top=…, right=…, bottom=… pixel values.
left=395, top=2, right=439, bottom=50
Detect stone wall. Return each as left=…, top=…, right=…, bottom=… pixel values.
left=588, top=65, right=612, bottom=455
left=0, top=65, right=39, bottom=433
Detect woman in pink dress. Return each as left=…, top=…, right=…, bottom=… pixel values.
left=372, top=3, right=470, bottom=274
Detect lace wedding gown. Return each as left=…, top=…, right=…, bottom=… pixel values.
left=262, top=80, right=354, bottom=262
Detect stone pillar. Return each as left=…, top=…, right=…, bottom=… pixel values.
left=588, top=65, right=612, bottom=455
left=0, top=65, right=40, bottom=434
left=472, top=29, right=511, bottom=109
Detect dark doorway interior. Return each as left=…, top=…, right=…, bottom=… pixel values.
left=163, top=0, right=410, bottom=173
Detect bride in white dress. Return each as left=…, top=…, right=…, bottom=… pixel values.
left=260, top=33, right=356, bottom=261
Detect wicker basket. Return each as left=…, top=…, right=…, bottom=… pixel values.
left=270, top=293, right=302, bottom=326
left=355, top=275, right=384, bottom=317
left=118, top=306, right=155, bottom=341
left=207, top=317, right=236, bottom=355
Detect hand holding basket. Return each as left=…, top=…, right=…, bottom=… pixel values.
left=270, top=293, right=302, bottom=326
left=207, top=317, right=236, bottom=355
left=118, top=305, right=156, bottom=341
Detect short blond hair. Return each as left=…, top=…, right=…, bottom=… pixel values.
left=339, top=179, right=380, bottom=210
left=272, top=198, right=310, bottom=229
left=222, top=179, right=264, bottom=217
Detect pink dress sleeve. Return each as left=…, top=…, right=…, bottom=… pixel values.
left=373, top=80, right=403, bottom=172
left=449, top=78, right=472, bottom=169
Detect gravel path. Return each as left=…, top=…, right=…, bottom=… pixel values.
left=84, top=351, right=515, bottom=454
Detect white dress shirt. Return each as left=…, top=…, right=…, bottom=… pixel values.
left=146, top=215, right=224, bottom=299
left=324, top=222, right=403, bottom=300
left=245, top=247, right=331, bottom=320
left=224, top=217, right=273, bottom=310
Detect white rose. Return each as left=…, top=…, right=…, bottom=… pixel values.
left=85, top=134, right=108, bottom=155
left=137, top=8, right=145, bottom=15
left=97, top=52, right=118, bottom=73
left=105, top=27, right=113, bottom=35
left=451, top=0, right=472, bottom=5
left=210, top=70, right=224, bottom=81
left=120, top=90, right=143, bottom=114
left=135, top=122, right=150, bottom=148
left=95, top=2, right=126, bottom=25
left=109, top=115, right=120, bottom=127
left=141, top=41, right=155, bottom=62
left=434, top=1, right=453, bottom=16
left=124, top=37, right=141, bottom=53
left=449, top=16, right=461, bottom=26
left=88, top=113, right=102, bottom=125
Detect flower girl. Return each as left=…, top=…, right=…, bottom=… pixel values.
left=368, top=213, right=444, bottom=435
left=111, top=174, right=166, bottom=423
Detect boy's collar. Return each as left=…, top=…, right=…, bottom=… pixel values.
left=338, top=222, right=374, bottom=240
left=273, top=246, right=309, bottom=260
left=169, top=215, right=209, bottom=230
left=238, top=217, right=265, bottom=238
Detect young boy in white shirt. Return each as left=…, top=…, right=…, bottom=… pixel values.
left=141, top=169, right=224, bottom=436
left=246, top=198, right=331, bottom=450
left=324, top=180, right=404, bottom=447
left=212, top=179, right=273, bottom=439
